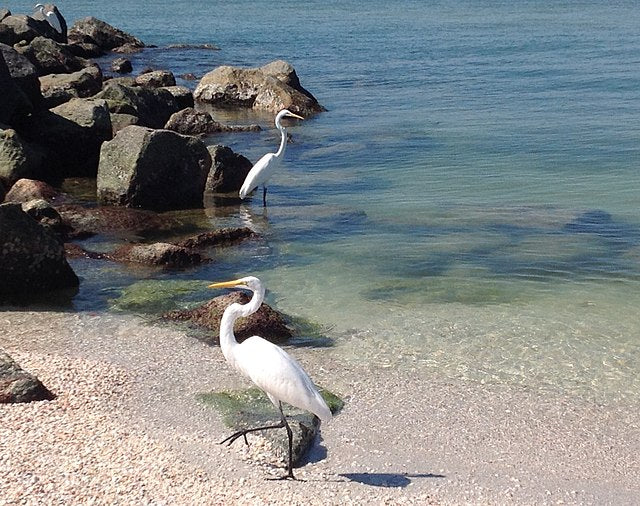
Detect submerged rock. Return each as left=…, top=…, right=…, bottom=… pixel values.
left=97, top=125, right=211, bottom=211
left=164, top=108, right=260, bottom=137
left=57, top=204, right=186, bottom=239
left=194, top=59, right=324, bottom=116
left=0, top=350, right=55, bottom=403
left=174, top=227, right=255, bottom=249
left=111, top=242, right=206, bottom=268
left=0, top=202, right=78, bottom=304
left=163, top=291, right=294, bottom=344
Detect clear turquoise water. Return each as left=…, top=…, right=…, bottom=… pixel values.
left=12, top=1, right=640, bottom=405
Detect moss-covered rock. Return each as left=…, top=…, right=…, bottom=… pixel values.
left=109, top=279, right=209, bottom=314
left=197, top=387, right=342, bottom=469
left=163, top=291, right=294, bottom=344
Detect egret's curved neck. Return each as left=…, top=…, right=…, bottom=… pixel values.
left=218, top=287, right=265, bottom=360
left=274, top=119, right=288, bottom=158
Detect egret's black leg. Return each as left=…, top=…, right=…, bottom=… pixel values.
left=220, top=401, right=296, bottom=480
left=220, top=419, right=285, bottom=447
left=262, top=186, right=268, bottom=207
left=279, top=402, right=295, bottom=479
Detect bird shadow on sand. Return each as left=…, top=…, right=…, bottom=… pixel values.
left=338, top=472, right=445, bottom=488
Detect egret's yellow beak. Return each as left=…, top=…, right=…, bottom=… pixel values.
left=208, top=278, right=246, bottom=289
left=288, top=112, right=305, bottom=120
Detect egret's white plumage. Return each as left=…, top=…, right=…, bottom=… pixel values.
left=239, top=109, right=304, bottom=206
left=209, top=275, right=331, bottom=478
left=33, top=3, right=63, bottom=34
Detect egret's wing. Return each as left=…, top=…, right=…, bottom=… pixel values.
left=239, top=152, right=279, bottom=198
left=46, top=10, right=63, bottom=33
left=235, top=336, right=332, bottom=421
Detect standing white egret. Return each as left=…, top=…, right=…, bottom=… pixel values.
left=239, top=109, right=304, bottom=206
left=33, top=4, right=64, bottom=37
left=208, top=276, right=331, bottom=479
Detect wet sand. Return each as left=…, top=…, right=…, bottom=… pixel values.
left=1, top=310, right=639, bottom=505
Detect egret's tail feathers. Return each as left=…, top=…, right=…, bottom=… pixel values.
left=313, top=392, right=333, bottom=423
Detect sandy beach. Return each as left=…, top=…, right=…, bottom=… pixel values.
left=1, top=310, right=639, bottom=505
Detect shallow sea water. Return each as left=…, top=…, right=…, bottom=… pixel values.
left=9, top=1, right=640, bottom=406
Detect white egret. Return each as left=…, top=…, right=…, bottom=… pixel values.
left=208, top=275, right=331, bottom=479
left=33, top=4, right=64, bottom=35
left=239, top=109, right=304, bottom=206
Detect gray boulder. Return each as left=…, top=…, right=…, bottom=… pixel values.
left=96, top=82, right=181, bottom=128
left=0, top=202, right=78, bottom=304
left=0, top=49, right=31, bottom=123
left=163, top=85, right=194, bottom=110
left=0, top=350, right=55, bottom=403
left=135, top=70, right=175, bottom=88
left=39, top=65, right=103, bottom=108
left=0, top=14, right=58, bottom=46
left=15, top=98, right=111, bottom=181
left=206, top=144, right=253, bottom=193
left=0, top=9, right=9, bottom=22
left=15, top=36, right=89, bottom=76
left=97, top=126, right=211, bottom=211
left=165, top=108, right=261, bottom=137
left=0, top=128, right=45, bottom=185
left=0, top=43, right=42, bottom=110
left=68, top=17, right=144, bottom=52
left=194, top=59, right=324, bottom=116
left=109, top=112, right=139, bottom=135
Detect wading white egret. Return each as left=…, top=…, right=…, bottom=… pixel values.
left=239, top=109, right=304, bottom=206
left=208, top=276, right=331, bottom=479
left=33, top=3, right=64, bottom=36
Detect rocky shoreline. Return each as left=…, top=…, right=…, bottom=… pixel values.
left=1, top=7, right=323, bottom=305
left=1, top=4, right=328, bottom=470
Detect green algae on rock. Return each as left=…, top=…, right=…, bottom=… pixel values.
left=197, top=387, right=342, bottom=468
